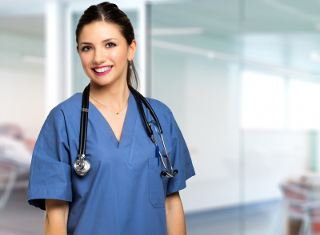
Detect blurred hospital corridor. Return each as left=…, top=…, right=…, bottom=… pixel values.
left=2, top=0, right=320, bottom=234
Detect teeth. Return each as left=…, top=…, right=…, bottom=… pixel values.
left=94, top=66, right=111, bottom=73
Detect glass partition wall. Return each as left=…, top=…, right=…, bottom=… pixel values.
left=150, top=1, right=242, bottom=234
left=149, top=1, right=320, bottom=235
left=241, top=1, right=320, bottom=235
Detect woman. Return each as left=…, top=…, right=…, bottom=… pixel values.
left=27, top=2, right=195, bottom=235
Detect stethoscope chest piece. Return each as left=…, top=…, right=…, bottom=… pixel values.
left=74, top=155, right=91, bottom=176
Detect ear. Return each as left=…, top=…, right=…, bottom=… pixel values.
left=127, top=39, right=137, bottom=61
left=76, top=46, right=79, bottom=54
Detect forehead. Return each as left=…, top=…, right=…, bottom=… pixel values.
left=78, top=21, right=123, bottom=43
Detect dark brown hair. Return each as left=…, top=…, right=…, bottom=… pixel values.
left=75, top=2, right=139, bottom=89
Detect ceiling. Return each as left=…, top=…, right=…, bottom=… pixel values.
left=0, top=15, right=43, bottom=38
left=1, top=0, right=320, bottom=39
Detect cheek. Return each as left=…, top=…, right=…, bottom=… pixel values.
left=80, top=54, right=92, bottom=68
left=110, top=50, right=127, bottom=65
left=79, top=54, right=93, bottom=78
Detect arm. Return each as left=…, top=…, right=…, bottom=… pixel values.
left=165, top=191, right=186, bottom=235
left=44, top=199, right=69, bottom=235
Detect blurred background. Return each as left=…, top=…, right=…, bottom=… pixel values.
left=1, top=0, right=320, bottom=234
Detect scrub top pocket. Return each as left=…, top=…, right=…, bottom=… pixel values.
left=148, top=158, right=165, bottom=208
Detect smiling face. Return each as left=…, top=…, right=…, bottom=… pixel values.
left=77, top=21, right=136, bottom=87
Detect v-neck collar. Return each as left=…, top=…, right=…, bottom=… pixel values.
left=78, top=91, right=138, bottom=149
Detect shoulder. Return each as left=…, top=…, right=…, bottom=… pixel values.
left=143, top=97, right=177, bottom=133
left=36, top=94, right=81, bottom=147
left=144, top=97, right=173, bottom=117
left=55, top=92, right=81, bottom=113
left=47, top=93, right=81, bottom=120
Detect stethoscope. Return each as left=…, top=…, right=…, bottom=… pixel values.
left=73, top=83, right=178, bottom=178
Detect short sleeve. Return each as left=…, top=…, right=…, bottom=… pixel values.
left=27, top=107, right=72, bottom=210
left=166, top=111, right=195, bottom=195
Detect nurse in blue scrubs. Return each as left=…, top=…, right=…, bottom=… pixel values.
left=27, top=2, right=195, bottom=235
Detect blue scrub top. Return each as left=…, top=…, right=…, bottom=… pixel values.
left=27, top=90, right=196, bottom=235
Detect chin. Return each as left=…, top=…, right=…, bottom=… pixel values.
left=90, top=79, right=113, bottom=87
left=89, top=76, right=121, bottom=87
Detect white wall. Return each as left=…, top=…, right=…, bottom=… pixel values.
left=151, top=44, right=309, bottom=213
left=0, top=31, right=45, bottom=138
left=0, top=69, right=45, bottom=138
left=243, top=130, right=309, bottom=203
left=151, top=46, right=242, bottom=212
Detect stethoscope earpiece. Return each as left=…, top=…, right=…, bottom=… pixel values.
left=160, top=169, right=179, bottom=178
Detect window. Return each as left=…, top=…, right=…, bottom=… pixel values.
left=241, top=71, right=285, bottom=129
left=289, top=80, right=320, bottom=130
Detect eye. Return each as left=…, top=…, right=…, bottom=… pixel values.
left=81, top=46, right=92, bottom=52
left=106, top=42, right=116, bottom=48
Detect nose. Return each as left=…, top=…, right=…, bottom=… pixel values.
left=93, top=47, right=106, bottom=64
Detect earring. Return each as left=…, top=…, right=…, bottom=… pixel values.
left=129, top=60, right=132, bottom=70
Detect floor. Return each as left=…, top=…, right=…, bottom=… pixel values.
left=185, top=200, right=286, bottom=235
left=0, top=188, right=44, bottom=235
left=0, top=188, right=290, bottom=235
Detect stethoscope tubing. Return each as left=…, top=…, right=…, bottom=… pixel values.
left=79, top=83, right=89, bottom=155
left=74, top=83, right=178, bottom=178
left=128, top=85, right=177, bottom=177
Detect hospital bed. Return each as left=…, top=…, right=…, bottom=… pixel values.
left=281, top=175, right=320, bottom=235
left=0, top=135, right=31, bottom=209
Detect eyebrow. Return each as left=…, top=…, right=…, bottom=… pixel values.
left=79, top=38, right=117, bottom=46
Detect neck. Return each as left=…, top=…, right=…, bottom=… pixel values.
left=89, top=80, right=130, bottom=110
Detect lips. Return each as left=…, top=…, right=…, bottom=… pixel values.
left=91, top=65, right=113, bottom=76
left=91, top=65, right=113, bottom=69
